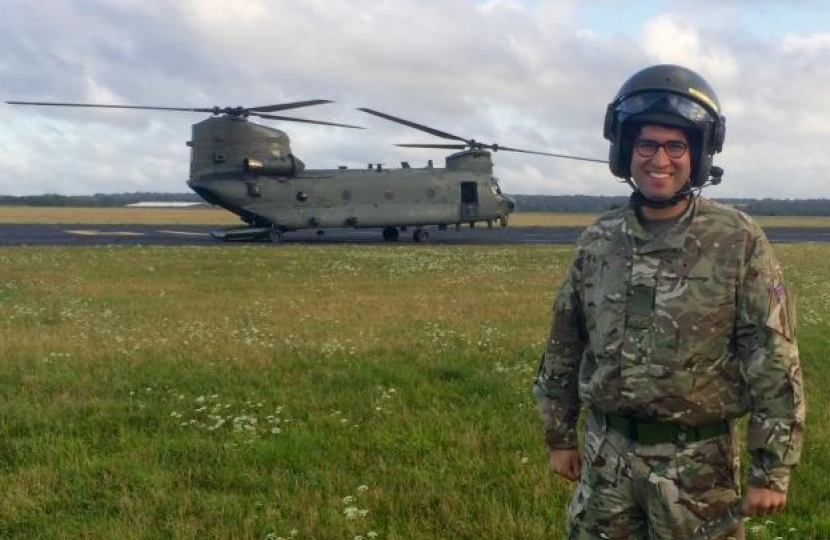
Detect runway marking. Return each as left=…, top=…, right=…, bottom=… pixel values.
left=65, top=229, right=144, bottom=237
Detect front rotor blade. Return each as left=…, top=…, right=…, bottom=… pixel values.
left=253, top=113, right=364, bottom=129
left=250, top=100, right=333, bottom=113
left=357, top=108, right=468, bottom=143
left=496, top=145, right=608, bottom=163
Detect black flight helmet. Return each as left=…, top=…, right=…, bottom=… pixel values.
left=603, top=64, right=726, bottom=187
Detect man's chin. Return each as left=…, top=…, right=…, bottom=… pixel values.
left=641, top=190, right=674, bottom=202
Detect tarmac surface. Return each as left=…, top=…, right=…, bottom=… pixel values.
left=2, top=223, right=830, bottom=246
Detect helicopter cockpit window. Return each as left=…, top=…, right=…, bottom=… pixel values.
left=296, top=191, right=308, bottom=203
left=212, top=151, right=226, bottom=164
left=491, top=179, right=503, bottom=195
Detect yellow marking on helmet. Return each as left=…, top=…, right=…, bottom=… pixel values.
left=688, top=87, right=719, bottom=113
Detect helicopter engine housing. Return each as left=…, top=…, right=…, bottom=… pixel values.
left=243, top=156, right=305, bottom=176
left=188, top=116, right=296, bottom=180
left=446, top=149, right=493, bottom=174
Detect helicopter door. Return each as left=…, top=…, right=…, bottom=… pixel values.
left=459, top=181, right=479, bottom=218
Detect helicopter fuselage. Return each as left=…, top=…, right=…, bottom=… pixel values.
left=186, top=116, right=514, bottom=241
left=189, top=161, right=513, bottom=230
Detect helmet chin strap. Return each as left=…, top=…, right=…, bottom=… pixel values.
left=628, top=181, right=693, bottom=209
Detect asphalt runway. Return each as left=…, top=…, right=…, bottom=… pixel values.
left=2, top=223, right=830, bottom=247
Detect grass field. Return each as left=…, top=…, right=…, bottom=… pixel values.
left=0, top=240, right=827, bottom=539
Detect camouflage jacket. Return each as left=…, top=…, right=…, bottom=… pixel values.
left=534, top=197, right=805, bottom=491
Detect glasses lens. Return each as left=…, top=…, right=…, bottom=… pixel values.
left=635, top=140, right=658, bottom=157
left=616, top=91, right=714, bottom=123
left=665, top=141, right=687, bottom=158
left=634, top=139, right=687, bottom=158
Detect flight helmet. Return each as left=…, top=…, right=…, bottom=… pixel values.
left=603, top=64, right=726, bottom=187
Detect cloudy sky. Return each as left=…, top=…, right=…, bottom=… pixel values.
left=1, top=0, right=828, bottom=199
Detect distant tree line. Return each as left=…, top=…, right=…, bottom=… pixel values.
left=0, top=192, right=204, bottom=207
left=1, top=192, right=829, bottom=216
left=511, top=195, right=830, bottom=216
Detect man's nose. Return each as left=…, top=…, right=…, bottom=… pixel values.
left=651, top=146, right=672, bottom=163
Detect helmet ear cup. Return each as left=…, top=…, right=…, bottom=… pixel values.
left=604, top=101, right=630, bottom=179
left=692, top=155, right=714, bottom=187
left=713, top=116, right=726, bottom=153
left=607, top=142, right=625, bottom=178
left=603, top=102, right=615, bottom=141
left=607, top=129, right=631, bottom=179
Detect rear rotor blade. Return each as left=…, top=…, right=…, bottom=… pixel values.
left=359, top=107, right=606, bottom=163
left=397, top=142, right=606, bottom=163
left=495, top=145, right=608, bottom=163
left=358, top=108, right=468, bottom=143
left=395, top=143, right=468, bottom=150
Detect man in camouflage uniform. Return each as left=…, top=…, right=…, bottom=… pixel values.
left=534, top=64, right=805, bottom=539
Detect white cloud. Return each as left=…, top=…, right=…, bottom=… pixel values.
left=1, top=0, right=829, bottom=198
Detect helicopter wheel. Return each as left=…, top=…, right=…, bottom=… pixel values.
left=382, top=226, right=400, bottom=242
left=268, top=227, right=283, bottom=244
left=413, top=229, right=429, bottom=243
left=500, top=217, right=508, bottom=228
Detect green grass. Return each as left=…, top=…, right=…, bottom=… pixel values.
left=0, top=244, right=827, bottom=539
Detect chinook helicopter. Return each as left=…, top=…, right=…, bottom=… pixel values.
left=7, top=99, right=606, bottom=243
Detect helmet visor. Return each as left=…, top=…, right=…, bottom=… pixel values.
left=615, top=91, right=716, bottom=124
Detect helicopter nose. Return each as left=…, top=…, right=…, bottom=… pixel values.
left=505, top=196, right=516, bottom=212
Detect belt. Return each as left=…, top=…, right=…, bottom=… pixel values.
left=605, top=413, right=730, bottom=445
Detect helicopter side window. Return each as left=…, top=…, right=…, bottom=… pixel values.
left=296, top=192, right=308, bottom=203
left=342, top=190, right=352, bottom=202
left=460, top=182, right=478, bottom=204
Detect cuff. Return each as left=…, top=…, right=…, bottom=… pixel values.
left=747, top=464, right=791, bottom=493
left=545, top=428, right=578, bottom=451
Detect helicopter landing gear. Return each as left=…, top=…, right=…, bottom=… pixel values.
left=268, top=227, right=283, bottom=244
left=413, top=229, right=429, bottom=243
left=499, top=217, right=508, bottom=228
left=382, top=226, right=400, bottom=242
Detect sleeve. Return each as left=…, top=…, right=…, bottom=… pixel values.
left=533, top=250, right=588, bottom=450
left=736, top=229, right=806, bottom=492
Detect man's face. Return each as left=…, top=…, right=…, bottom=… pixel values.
left=630, top=124, right=691, bottom=201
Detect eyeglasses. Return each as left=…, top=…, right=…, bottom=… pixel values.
left=634, top=139, right=688, bottom=159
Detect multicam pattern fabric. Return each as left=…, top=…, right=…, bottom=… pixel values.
left=565, top=410, right=743, bottom=540
left=534, top=197, right=804, bottom=513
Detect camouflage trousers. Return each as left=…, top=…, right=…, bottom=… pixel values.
left=565, top=409, right=744, bottom=540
